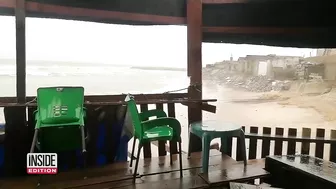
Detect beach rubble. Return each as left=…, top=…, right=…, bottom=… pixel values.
left=203, top=69, right=291, bottom=92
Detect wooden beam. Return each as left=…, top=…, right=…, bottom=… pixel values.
left=202, top=0, right=248, bottom=4
left=203, top=26, right=317, bottom=34
left=0, top=0, right=13, bottom=8
left=0, top=0, right=186, bottom=25
left=15, top=0, right=26, bottom=103
left=181, top=102, right=216, bottom=113
left=0, top=93, right=190, bottom=104
left=187, top=0, right=203, bottom=153
left=0, top=0, right=323, bottom=36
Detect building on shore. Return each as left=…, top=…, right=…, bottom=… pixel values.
left=206, top=54, right=303, bottom=80
left=304, top=49, right=336, bottom=81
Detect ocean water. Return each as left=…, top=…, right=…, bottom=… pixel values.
left=0, top=61, right=190, bottom=97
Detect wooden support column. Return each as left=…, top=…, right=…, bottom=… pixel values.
left=187, top=0, right=203, bottom=153
left=4, top=0, right=28, bottom=177
left=15, top=0, right=26, bottom=103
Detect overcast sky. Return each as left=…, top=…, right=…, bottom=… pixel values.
left=0, top=16, right=315, bottom=67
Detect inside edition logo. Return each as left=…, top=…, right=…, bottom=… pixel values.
left=27, top=153, right=58, bottom=174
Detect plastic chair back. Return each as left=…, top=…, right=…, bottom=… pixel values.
left=125, top=94, right=142, bottom=138
left=37, top=87, right=84, bottom=125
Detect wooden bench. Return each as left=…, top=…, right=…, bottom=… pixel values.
left=265, top=155, right=336, bottom=189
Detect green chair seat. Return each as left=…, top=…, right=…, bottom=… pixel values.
left=41, top=117, right=80, bottom=124
left=143, top=126, right=173, bottom=141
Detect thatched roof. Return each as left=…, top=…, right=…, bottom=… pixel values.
left=0, top=0, right=334, bottom=48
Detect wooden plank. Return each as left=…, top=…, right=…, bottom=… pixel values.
left=330, top=130, right=336, bottom=163
left=71, top=179, right=135, bottom=189
left=187, top=0, right=203, bottom=153
left=245, top=158, right=265, bottom=169
left=85, top=106, right=100, bottom=166
left=140, top=150, right=235, bottom=176
left=181, top=102, right=216, bottom=113
left=155, top=103, right=167, bottom=156
left=41, top=173, right=135, bottom=189
left=104, top=105, right=127, bottom=163
left=0, top=0, right=327, bottom=37
left=265, top=155, right=336, bottom=189
left=4, top=106, right=29, bottom=177
left=0, top=99, right=217, bottom=107
left=315, top=128, right=325, bottom=158
left=0, top=93, right=190, bottom=104
left=248, top=127, right=258, bottom=159
left=0, top=150, right=230, bottom=189
left=117, top=175, right=208, bottom=189
left=140, top=104, right=152, bottom=158
left=27, top=106, right=37, bottom=146
left=229, top=182, right=281, bottom=189
left=1, top=161, right=134, bottom=189
left=202, top=0, right=248, bottom=4
left=203, top=26, right=315, bottom=35
left=287, top=128, right=297, bottom=155
left=274, top=128, right=284, bottom=156
left=199, top=163, right=269, bottom=186
left=132, top=158, right=266, bottom=189
left=167, top=103, right=178, bottom=154
left=301, top=128, right=311, bottom=155
left=15, top=0, right=26, bottom=103
left=0, top=177, right=40, bottom=189
left=245, top=132, right=336, bottom=143
left=261, top=127, right=271, bottom=158
left=0, top=0, right=186, bottom=25
left=236, top=126, right=245, bottom=161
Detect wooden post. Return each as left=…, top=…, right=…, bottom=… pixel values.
left=3, top=0, right=28, bottom=177
left=15, top=0, right=26, bottom=103
left=187, top=0, right=203, bottom=153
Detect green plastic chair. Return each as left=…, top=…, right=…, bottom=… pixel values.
left=30, top=86, right=87, bottom=162
left=125, top=94, right=183, bottom=180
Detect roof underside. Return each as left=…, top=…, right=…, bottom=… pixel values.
left=0, top=0, right=335, bottom=48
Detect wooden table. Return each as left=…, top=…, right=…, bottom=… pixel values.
left=265, top=155, right=336, bottom=189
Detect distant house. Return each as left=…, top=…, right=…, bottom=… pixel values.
left=239, top=54, right=302, bottom=79
left=305, top=49, right=336, bottom=81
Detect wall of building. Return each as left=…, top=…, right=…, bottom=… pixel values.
left=316, top=49, right=336, bottom=56
left=205, top=55, right=302, bottom=80
left=324, top=63, right=336, bottom=81
left=272, top=57, right=300, bottom=69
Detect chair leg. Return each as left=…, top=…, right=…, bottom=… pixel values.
left=187, top=129, right=191, bottom=158
left=30, top=129, right=39, bottom=153
left=130, top=137, right=136, bottom=167
left=169, top=143, right=173, bottom=165
left=80, top=126, right=87, bottom=169
left=201, top=135, right=211, bottom=173
left=37, top=174, right=42, bottom=187
left=239, top=129, right=247, bottom=168
left=133, top=143, right=142, bottom=182
left=178, top=141, right=183, bottom=178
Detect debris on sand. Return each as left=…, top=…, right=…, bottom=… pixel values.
left=203, top=68, right=292, bottom=92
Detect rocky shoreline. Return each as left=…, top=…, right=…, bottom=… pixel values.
left=202, top=68, right=291, bottom=92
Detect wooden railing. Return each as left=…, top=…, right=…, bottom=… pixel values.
left=138, top=125, right=336, bottom=163
left=228, top=126, right=336, bottom=162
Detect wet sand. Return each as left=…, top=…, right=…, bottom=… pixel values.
left=152, top=81, right=334, bottom=156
